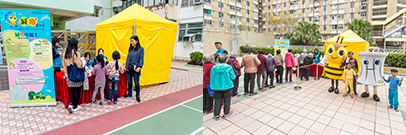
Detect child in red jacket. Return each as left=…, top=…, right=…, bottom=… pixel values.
left=203, top=54, right=215, bottom=114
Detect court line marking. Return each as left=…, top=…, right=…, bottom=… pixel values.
left=190, top=127, right=203, bottom=135
left=103, top=95, right=203, bottom=135
left=181, top=104, right=201, bottom=113
left=171, top=66, right=203, bottom=73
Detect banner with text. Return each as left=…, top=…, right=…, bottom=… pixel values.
left=274, top=39, right=290, bottom=58
left=0, top=9, right=56, bottom=107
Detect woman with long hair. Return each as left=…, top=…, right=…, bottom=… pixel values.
left=125, top=35, right=144, bottom=102
left=62, top=38, right=84, bottom=113
left=52, top=36, right=62, bottom=76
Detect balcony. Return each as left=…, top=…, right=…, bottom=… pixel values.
left=398, top=0, right=406, bottom=5
left=373, top=10, right=387, bottom=16
left=373, top=0, right=387, bottom=6
left=373, top=30, right=383, bottom=36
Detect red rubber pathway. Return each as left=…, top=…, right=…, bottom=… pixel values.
left=42, top=84, right=202, bottom=135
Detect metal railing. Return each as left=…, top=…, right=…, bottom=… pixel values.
left=373, top=30, right=383, bottom=36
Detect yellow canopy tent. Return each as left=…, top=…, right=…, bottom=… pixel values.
left=324, top=30, right=369, bottom=75
left=96, top=4, right=177, bottom=86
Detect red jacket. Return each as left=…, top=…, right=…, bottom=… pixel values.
left=257, top=54, right=269, bottom=72
left=227, top=57, right=242, bottom=77
left=203, top=62, right=215, bottom=88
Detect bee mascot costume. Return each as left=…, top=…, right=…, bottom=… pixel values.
left=320, top=35, right=348, bottom=94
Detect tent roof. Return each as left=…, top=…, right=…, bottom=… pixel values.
left=326, top=30, right=368, bottom=43
left=96, top=4, right=177, bottom=30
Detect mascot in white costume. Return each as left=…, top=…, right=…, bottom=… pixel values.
left=357, top=47, right=388, bottom=102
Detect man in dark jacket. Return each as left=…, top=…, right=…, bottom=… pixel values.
left=302, top=53, right=314, bottom=81
left=227, top=52, right=242, bottom=97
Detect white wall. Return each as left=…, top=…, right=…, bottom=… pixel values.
left=65, top=16, right=100, bottom=31
left=172, top=4, right=204, bottom=61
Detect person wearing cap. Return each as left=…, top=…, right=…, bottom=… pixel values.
left=302, top=53, right=314, bottom=81
left=383, top=69, right=403, bottom=112
left=344, top=51, right=358, bottom=95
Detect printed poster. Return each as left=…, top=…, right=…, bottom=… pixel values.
left=0, top=9, right=56, bottom=107
left=274, top=39, right=290, bottom=58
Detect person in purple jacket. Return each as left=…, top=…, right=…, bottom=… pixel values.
left=265, top=54, right=276, bottom=88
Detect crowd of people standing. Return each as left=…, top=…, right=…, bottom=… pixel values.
left=53, top=35, right=144, bottom=113
left=203, top=42, right=321, bottom=120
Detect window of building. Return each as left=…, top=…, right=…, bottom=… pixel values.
left=204, top=19, right=212, bottom=25
left=236, top=7, right=242, bottom=11
left=219, top=22, right=224, bottom=28
left=230, top=5, right=236, bottom=10
left=93, top=7, right=100, bottom=17
left=309, top=17, right=313, bottom=21
left=323, top=25, right=326, bottom=31
left=204, top=9, right=212, bottom=15
left=254, top=20, right=259, bottom=23
left=309, top=7, right=319, bottom=12
left=314, top=16, right=320, bottom=21
left=218, top=2, right=223, bottom=8
left=182, top=0, right=194, bottom=7
left=247, top=18, right=250, bottom=23
left=324, top=6, right=327, bottom=11
left=230, top=14, right=236, bottom=19
left=331, top=24, right=343, bottom=29
left=332, top=14, right=344, bottom=19
left=254, top=4, right=259, bottom=8
left=350, top=2, right=354, bottom=8
left=302, top=9, right=305, bottom=13
left=246, top=2, right=250, bottom=6
left=254, top=11, right=258, bottom=16
left=284, top=3, right=286, bottom=7
left=233, top=0, right=242, bottom=2
left=332, top=3, right=345, bottom=9
left=237, top=16, right=242, bottom=20
left=178, top=23, right=203, bottom=41
left=219, top=12, right=224, bottom=17
left=350, top=13, right=354, bottom=19
left=360, top=12, right=367, bottom=18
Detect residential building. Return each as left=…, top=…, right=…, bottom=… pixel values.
left=370, top=0, right=406, bottom=49
left=268, top=0, right=369, bottom=41
left=114, top=0, right=203, bottom=61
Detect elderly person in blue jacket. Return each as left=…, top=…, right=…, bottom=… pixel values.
left=210, top=54, right=236, bottom=121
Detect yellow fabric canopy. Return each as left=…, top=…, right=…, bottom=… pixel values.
left=96, top=4, right=177, bottom=86
left=323, top=30, right=369, bottom=76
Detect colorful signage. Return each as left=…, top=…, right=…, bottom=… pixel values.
left=0, top=9, right=56, bottom=107
left=274, top=39, right=290, bottom=57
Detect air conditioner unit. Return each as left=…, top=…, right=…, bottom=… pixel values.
left=194, top=0, right=203, bottom=5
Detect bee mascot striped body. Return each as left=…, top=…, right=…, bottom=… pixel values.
left=320, top=35, right=348, bottom=94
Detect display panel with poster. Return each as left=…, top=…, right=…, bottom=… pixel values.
left=274, top=39, right=290, bottom=57
left=0, top=9, right=56, bottom=107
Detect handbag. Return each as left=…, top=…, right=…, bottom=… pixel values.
left=128, top=63, right=137, bottom=72
left=67, top=64, right=85, bottom=82
left=207, top=84, right=213, bottom=97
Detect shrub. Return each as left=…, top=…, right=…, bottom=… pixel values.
left=240, top=46, right=324, bottom=56
left=190, top=51, right=203, bottom=63
left=385, top=54, right=406, bottom=68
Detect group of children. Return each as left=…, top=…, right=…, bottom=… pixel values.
left=84, top=49, right=125, bottom=106
left=343, top=63, right=403, bottom=112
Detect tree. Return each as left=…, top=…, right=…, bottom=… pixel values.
left=267, top=11, right=300, bottom=36
left=345, top=18, right=375, bottom=46
left=286, top=21, right=321, bottom=45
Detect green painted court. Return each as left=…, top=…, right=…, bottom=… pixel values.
left=106, top=96, right=203, bottom=135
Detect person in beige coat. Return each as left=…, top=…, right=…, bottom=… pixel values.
left=62, top=38, right=84, bottom=113
left=241, top=48, right=261, bottom=96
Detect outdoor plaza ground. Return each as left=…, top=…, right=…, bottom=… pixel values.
left=0, top=61, right=203, bottom=135
left=203, top=58, right=406, bottom=135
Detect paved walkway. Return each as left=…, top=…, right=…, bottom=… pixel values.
left=204, top=71, right=406, bottom=135
left=0, top=61, right=202, bottom=135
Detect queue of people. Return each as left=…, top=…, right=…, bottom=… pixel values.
left=53, top=35, right=145, bottom=113
left=203, top=42, right=323, bottom=120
